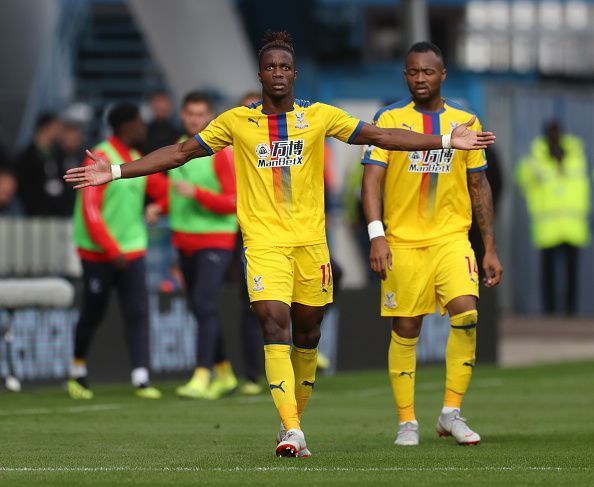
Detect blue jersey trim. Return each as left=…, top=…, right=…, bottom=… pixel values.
left=247, top=101, right=263, bottom=109
left=295, top=98, right=312, bottom=108
left=444, top=99, right=477, bottom=117
left=347, top=120, right=365, bottom=144
left=194, top=134, right=214, bottom=156
left=372, top=97, right=413, bottom=123
left=467, top=164, right=488, bottom=173
left=361, top=158, right=388, bottom=168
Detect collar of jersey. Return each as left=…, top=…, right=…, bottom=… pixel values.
left=413, top=98, right=447, bottom=115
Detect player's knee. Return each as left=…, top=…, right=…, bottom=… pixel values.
left=450, top=310, right=478, bottom=329
left=293, top=327, right=321, bottom=348
left=393, top=317, right=422, bottom=338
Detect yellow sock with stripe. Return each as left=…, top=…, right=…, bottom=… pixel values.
left=264, top=344, right=300, bottom=431
left=388, top=330, right=419, bottom=423
left=290, top=345, right=317, bottom=418
left=445, top=310, right=478, bottom=409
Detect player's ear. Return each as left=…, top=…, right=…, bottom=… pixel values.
left=441, top=68, right=447, bottom=83
left=257, top=71, right=262, bottom=83
left=294, top=69, right=298, bottom=80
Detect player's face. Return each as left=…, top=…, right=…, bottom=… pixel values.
left=125, top=115, right=147, bottom=147
left=181, top=101, right=214, bottom=135
left=404, top=51, right=446, bottom=102
left=258, top=50, right=297, bottom=99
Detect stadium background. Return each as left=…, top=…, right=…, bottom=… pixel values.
left=2, top=0, right=594, bottom=382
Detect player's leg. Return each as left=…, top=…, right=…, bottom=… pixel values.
left=435, top=239, right=480, bottom=444
left=541, top=246, right=556, bottom=314
left=564, top=243, right=578, bottom=315
left=69, top=259, right=113, bottom=399
left=382, top=246, right=434, bottom=446
left=116, top=257, right=161, bottom=399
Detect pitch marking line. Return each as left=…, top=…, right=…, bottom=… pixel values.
left=0, top=466, right=587, bottom=473
left=0, top=404, right=121, bottom=416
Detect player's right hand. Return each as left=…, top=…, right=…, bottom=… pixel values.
left=369, top=236, right=392, bottom=280
left=64, top=150, right=113, bottom=189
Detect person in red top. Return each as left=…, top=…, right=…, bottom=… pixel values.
left=149, top=92, right=239, bottom=399
left=69, top=103, right=167, bottom=400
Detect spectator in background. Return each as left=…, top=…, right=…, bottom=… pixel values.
left=59, top=121, right=86, bottom=172
left=68, top=103, right=167, bottom=400
left=0, top=166, right=22, bottom=216
left=516, top=121, right=590, bottom=315
left=17, top=113, right=75, bottom=216
left=147, top=91, right=239, bottom=400
left=142, top=90, right=180, bottom=154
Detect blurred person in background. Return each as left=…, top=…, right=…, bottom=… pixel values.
left=516, top=121, right=590, bottom=315
left=142, top=90, right=181, bottom=154
left=0, top=166, right=22, bottom=216
left=59, top=121, right=86, bottom=172
left=17, top=113, right=75, bottom=216
left=147, top=91, right=239, bottom=400
left=68, top=103, right=167, bottom=400
left=362, top=42, right=502, bottom=447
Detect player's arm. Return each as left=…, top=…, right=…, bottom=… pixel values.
left=64, top=137, right=208, bottom=189
left=353, top=116, right=495, bottom=151
left=362, top=164, right=392, bottom=280
left=467, top=170, right=503, bottom=287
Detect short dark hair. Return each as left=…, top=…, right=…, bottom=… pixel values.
left=182, top=91, right=214, bottom=111
left=107, top=103, right=139, bottom=133
left=35, top=112, right=59, bottom=132
left=407, top=41, right=444, bottom=64
left=258, top=30, right=295, bottom=65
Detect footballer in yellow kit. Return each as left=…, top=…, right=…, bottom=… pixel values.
left=196, top=99, right=360, bottom=306
left=362, top=98, right=485, bottom=316
left=362, top=42, right=502, bottom=447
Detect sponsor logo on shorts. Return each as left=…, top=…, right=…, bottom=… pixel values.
left=384, top=291, right=397, bottom=309
left=256, top=140, right=304, bottom=168
left=407, top=149, right=455, bottom=174
left=252, top=276, right=264, bottom=292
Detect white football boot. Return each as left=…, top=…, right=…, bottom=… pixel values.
left=436, top=410, right=481, bottom=445
left=394, top=421, right=419, bottom=446
left=275, top=428, right=311, bottom=458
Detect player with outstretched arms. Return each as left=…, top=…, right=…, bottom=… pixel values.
left=361, top=42, right=503, bottom=447
left=65, top=32, right=495, bottom=457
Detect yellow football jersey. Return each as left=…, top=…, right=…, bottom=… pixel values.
left=197, top=100, right=363, bottom=247
left=362, top=98, right=487, bottom=248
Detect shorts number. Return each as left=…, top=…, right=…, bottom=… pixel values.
left=465, top=255, right=478, bottom=277
left=320, top=262, right=332, bottom=287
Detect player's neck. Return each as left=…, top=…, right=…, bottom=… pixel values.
left=412, top=96, right=444, bottom=113
left=261, top=93, right=295, bottom=115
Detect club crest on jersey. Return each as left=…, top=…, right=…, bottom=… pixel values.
left=256, top=140, right=305, bottom=168
left=294, top=111, right=308, bottom=129
left=384, top=292, right=397, bottom=309
left=408, top=149, right=455, bottom=174
left=252, top=276, right=264, bottom=292
left=450, top=121, right=460, bottom=130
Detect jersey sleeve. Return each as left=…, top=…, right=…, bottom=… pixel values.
left=321, top=104, right=364, bottom=144
left=466, top=117, right=488, bottom=172
left=194, top=109, right=236, bottom=155
left=360, top=110, right=390, bottom=169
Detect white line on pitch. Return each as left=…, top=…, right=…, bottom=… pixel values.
left=0, top=466, right=586, bottom=473
left=0, top=404, right=121, bottom=417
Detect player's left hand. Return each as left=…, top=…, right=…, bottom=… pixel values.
left=173, top=180, right=196, bottom=198
left=451, top=116, right=496, bottom=150
left=482, top=250, right=503, bottom=287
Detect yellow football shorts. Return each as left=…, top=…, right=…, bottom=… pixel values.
left=380, top=239, right=479, bottom=317
left=243, top=243, right=333, bottom=307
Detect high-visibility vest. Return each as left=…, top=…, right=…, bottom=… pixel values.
left=168, top=136, right=237, bottom=234
left=516, top=135, right=590, bottom=249
left=73, top=140, right=147, bottom=253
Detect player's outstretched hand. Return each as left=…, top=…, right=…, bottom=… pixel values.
left=370, top=236, right=392, bottom=280
left=64, top=150, right=112, bottom=189
left=451, top=116, right=495, bottom=150
left=482, top=250, right=503, bottom=287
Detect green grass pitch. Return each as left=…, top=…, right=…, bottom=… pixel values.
left=0, top=361, right=592, bottom=486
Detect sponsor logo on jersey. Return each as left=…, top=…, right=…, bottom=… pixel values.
left=407, top=149, right=456, bottom=173
left=384, top=291, right=397, bottom=309
left=294, top=111, right=308, bottom=129
left=248, top=117, right=260, bottom=127
left=402, top=122, right=414, bottom=131
left=256, top=140, right=305, bottom=168
left=252, top=275, right=264, bottom=292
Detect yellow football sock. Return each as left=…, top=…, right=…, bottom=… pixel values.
left=191, top=367, right=211, bottom=388
left=264, top=344, right=300, bottom=431
left=388, top=330, right=419, bottom=423
left=290, top=345, right=317, bottom=418
left=214, top=360, right=234, bottom=381
left=445, top=310, right=478, bottom=409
